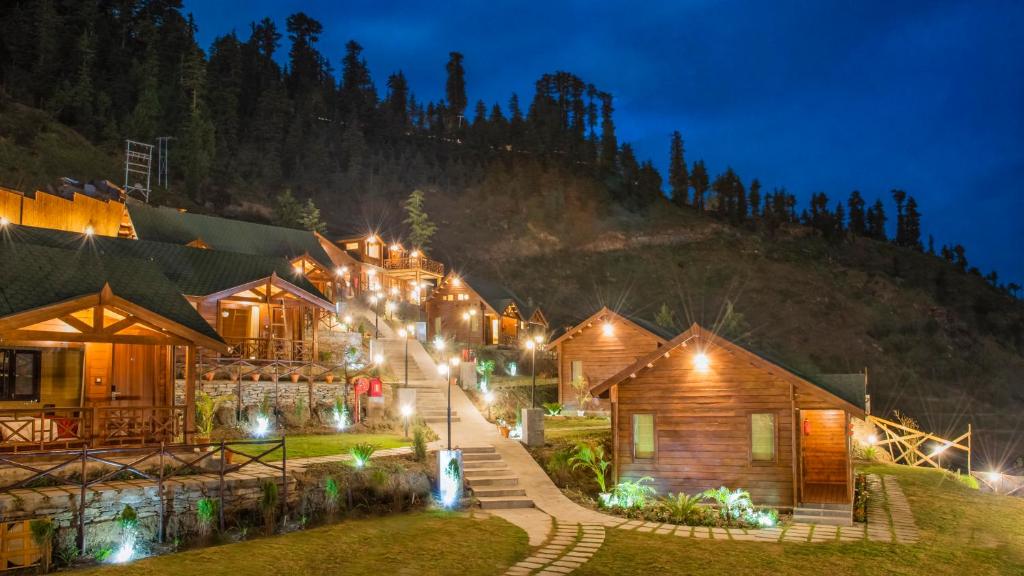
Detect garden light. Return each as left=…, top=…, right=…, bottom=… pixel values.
left=525, top=340, right=535, bottom=350
left=438, top=364, right=449, bottom=377
left=374, top=353, right=384, bottom=365
left=0, top=216, right=8, bottom=226
left=252, top=415, right=270, bottom=438
left=336, top=266, right=347, bottom=276
left=867, top=434, right=878, bottom=446
left=84, top=225, right=94, bottom=236
left=693, top=352, right=711, bottom=372
left=450, top=356, right=460, bottom=367
left=398, top=328, right=407, bottom=338
left=401, top=404, right=413, bottom=418
left=986, top=470, right=1001, bottom=483
left=434, top=337, right=446, bottom=352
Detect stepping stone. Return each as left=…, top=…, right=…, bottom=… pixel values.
left=634, top=525, right=655, bottom=532
left=514, top=561, right=544, bottom=569
left=656, top=526, right=675, bottom=534
left=692, top=528, right=711, bottom=539
left=675, top=526, right=694, bottom=537
left=541, top=567, right=573, bottom=574
left=553, top=560, right=582, bottom=568
left=730, top=533, right=758, bottom=541
left=710, top=528, right=730, bottom=539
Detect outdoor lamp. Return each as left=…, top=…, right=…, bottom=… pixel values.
left=694, top=352, right=711, bottom=371
left=602, top=322, right=614, bottom=336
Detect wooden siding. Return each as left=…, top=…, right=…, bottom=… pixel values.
left=0, top=188, right=124, bottom=237
left=425, top=280, right=494, bottom=346
left=557, top=318, right=661, bottom=409
left=612, top=344, right=852, bottom=508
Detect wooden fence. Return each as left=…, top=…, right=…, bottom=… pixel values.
left=0, top=438, right=287, bottom=560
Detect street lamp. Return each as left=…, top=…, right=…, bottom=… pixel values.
left=525, top=334, right=544, bottom=408
left=484, top=390, right=495, bottom=421
left=385, top=300, right=395, bottom=320
left=398, top=324, right=414, bottom=389
left=438, top=363, right=451, bottom=449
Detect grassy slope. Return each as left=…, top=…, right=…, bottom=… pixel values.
left=0, top=99, right=118, bottom=193
left=75, top=511, right=528, bottom=576
left=578, top=465, right=1024, bottom=576
left=231, top=433, right=409, bottom=461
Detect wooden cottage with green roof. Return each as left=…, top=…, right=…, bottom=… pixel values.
left=590, top=323, right=866, bottom=520
left=425, top=272, right=548, bottom=347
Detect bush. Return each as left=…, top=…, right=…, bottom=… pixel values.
left=568, top=441, right=610, bottom=493
left=545, top=448, right=574, bottom=487
left=196, top=498, right=218, bottom=538
left=701, top=487, right=752, bottom=521
left=350, top=442, right=378, bottom=467
left=543, top=402, right=563, bottom=416
left=261, top=481, right=279, bottom=536
left=609, top=477, right=656, bottom=509
left=412, top=428, right=428, bottom=462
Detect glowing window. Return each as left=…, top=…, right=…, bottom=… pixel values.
left=751, top=413, right=776, bottom=462
left=633, top=414, right=655, bottom=460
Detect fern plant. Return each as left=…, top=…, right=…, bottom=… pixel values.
left=612, top=477, right=657, bottom=508
left=195, top=391, right=231, bottom=439
left=542, top=402, right=563, bottom=416
left=412, top=427, right=427, bottom=462
left=701, top=486, right=752, bottom=521
left=324, top=477, right=341, bottom=516
left=261, top=480, right=279, bottom=535
left=568, top=441, right=610, bottom=493
left=663, top=492, right=702, bottom=523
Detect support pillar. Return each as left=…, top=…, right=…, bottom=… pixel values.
left=184, top=344, right=196, bottom=443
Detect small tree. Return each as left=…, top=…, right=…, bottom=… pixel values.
left=403, top=189, right=437, bottom=251
left=274, top=189, right=303, bottom=228
left=568, top=441, right=611, bottom=494
left=299, top=198, right=326, bottom=233
left=654, top=303, right=676, bottom=330
left=571, top=375, right=592, bottom=412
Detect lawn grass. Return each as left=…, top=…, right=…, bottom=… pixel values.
left=75, top=511, right=528, bottom=576
left=577, top=464, right=1024, bottom=576
left=231, top=433, right=409, bottom=461
left=544, top=415, right=611, bottom=444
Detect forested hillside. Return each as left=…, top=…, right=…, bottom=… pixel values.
left=1, top=2, right=1021, bottom=467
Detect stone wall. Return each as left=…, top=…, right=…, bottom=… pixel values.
left=175, top=379, right=348, bottom=410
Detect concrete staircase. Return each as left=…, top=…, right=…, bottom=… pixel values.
left=463, top=445, right=534, bottom=509
left=376, top=338, right=459, bottom=424
left=793, top=502, right=854, bottom=526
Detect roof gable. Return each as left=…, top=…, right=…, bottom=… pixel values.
left=548, top=306, right=673, bottom=347
left=591, top=323, right=865, bottom=416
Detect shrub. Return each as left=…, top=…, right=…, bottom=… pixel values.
left=412, top=427, right=428, bottom=462
left=350, top=442, right=378, bottom=467
left=610, top=477, right=657, bottom=509
left=568, top=441, right=610, bottom=493
left=950, top=470, right=980, bottom=490
left=29, top=518, right=54, bottom=573
left=545, top=448, right=574, bottom=487
left=543, top=402, right=563, bottom=416
left=701, top=487, right=752, bottom=521
left=858, top=445, right=879, bottom=461
left=196, top=498, right=218, bottom=538
left=663, top=492, right=702, bottom=523
left=570, top=375, right=592, bottom=409
left=324, top=477, right=341, bottom=517
left=195, top=391, right=231, bottom=439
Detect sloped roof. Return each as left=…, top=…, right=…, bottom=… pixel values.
left=460, top=275, right=534, bottom=320
left=127, top=202, right=335, bottom=268
left=0, top=236, right=223, bottom=344
left=1, top=225, right=328, bottom=302
left=548, top=306, right=675, bottom=347
left=591, top=323, right=866, bottom=416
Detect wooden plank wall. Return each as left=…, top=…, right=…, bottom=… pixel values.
left=425, top=283, right=488, bottom=346
left=0, top=187, right=124, bottom=236
left=614, top=345, right=799, bottom=507
left=558, top=319, right=661, bottom=409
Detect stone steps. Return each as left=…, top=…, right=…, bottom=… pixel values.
left=793, top=505, right=854, bottom=527
left=472, top=486, right=527, bottom=498
left=477, top=495, right=534, bottom=509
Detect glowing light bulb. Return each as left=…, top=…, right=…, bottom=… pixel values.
left=84, top=225, right=94, bottom=236
left=602, top=322, right=614, bottom=336
left=0, top=216, right=8, bottom=226
left=693, top=353, right=711, bottom=371
left=401, top=404, right=413, bottom=418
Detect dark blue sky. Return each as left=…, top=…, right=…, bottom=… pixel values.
left=184, top=0, right=1023, bottom=283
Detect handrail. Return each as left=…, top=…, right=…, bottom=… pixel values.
left=383, top=256, right=444, bottom=275
left=0, top=438, right=288, bottom=553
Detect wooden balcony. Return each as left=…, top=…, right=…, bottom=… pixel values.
left=0, top=406, right=185, bottom=452
left=383, top=255, right=444, bottom=279
left=223, top=337, right=315, bottom=362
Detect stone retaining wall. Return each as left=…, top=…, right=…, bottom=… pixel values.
left=174, top=379, right=348, bottom=410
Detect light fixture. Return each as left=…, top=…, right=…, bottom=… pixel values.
left=693, top=352, right=710, bottom=371
left=401, top=404, right=413, bottom=418
left=462, top=312, right=470, bottom=321
left=602, top=322, right=614, bottom=336
left=434, top=337, right=446, bottom=352
left=343, top=315, right=353, bottom=324
left=84, top=224, right=95, bottom=236
left=398, top=328, right=407, bottom=338
left=525, top=340, right=535, bottom=350
left=450, top=356, right=460, bottom=367
left=336, top=266, right=347, bottom=276
left=374, top=353, right=384, bottom=365
left=410, top=249, right=420, bottom=258
left=407, top=323, right=416, bottom=333
left=986, top=470, right=1001, bottom=483
left=867, top=434, right=878, bottom=446
left=438, top=364, right=450, bottom=377
left=533, top=334, right=544, bottom=344
left=293, top=264, right=303, bottom=274
left=470, top=308, right=477, bottom=316
left=452, top=277, right=461, bottom=286
left=0, top=216, right=8, bottom=226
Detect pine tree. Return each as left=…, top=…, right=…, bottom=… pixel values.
left=690, top=160, right=709, bottom=211
left=403, top=189, right=437, bottom=250
left=866, top=199, right=887, bottom=241
left=598, top=93, right=617, bottom=177
left=385, top=71, right=409, bottom=128
left=668, top=131, right=688, bottom=207
left=274, top=190, right=303, bottom=228
left=300, top=199, right=326, bottom=233
left=654, top=303, right=676, bottom=330
left=445, top=52, right=467, bottom=131
left=904, top=196, right=923, bottom=251
left=748, top=179, right=761, bottom=219
left=847, top=190, right=866, bottom=236
left=892, top=189, right=907, bottom=246
left=126, top=36, right=162, bottom=141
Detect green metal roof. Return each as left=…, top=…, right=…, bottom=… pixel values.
left=3, top=225, right=327, bottom=301
left=0, top=234, right=223, bottom=343
left=127, top=202, right=335, bottom=269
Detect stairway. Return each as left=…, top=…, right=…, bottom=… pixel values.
left=463, top=445, right=534, bottom=509
left=375, top=338, right=459, bottom=424
left=793, top=502, right=854, bottom=526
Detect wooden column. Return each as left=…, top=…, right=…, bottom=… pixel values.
left=790, top=383, right=800, bottom=507
left=611, top=384, right=620, bottom=486
left=184, top=344, right=196, bottom=443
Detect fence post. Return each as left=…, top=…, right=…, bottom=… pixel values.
left=218, top=440, right=226, bottom=532
left=77, top=446, right=87, bottom=553
left=158, top=442, right=165, bottom=543
left=967, top=423, right=972, bottom=476
left=281, top=435, right=288, bottom=528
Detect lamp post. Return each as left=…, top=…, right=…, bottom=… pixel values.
left=484, top=390, right=495, bottom=421
left=439, top=362, right=451, bottom=450
left=398, top=324, right=414, bottom=389
left=401, top=404, right=413, bottom=439
left=369, top=294, right=380, bottom=338
left=525, top=335, right=544, bottom=408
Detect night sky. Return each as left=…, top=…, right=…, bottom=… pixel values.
left=184, top=0, right=1023, bottom=284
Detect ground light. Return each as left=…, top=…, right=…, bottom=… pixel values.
left=987, top=470, right=1001, bottom=483
left=401, top=404, right=413, bottom=438
left=867, top=434, right=878, bottom=445
left=252, top=415, right=270, bottom=438
left=439, top=450, right=462, bottom=508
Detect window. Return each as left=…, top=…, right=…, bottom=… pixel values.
left=345, top=242, right=359, bottom=250
left=457, top=293, right=469, bottom=301
left=751, top=413, right=776, bottom=462
left=220, top=307, right=251, bottom=340
left=570, top=360, right=583, bottom=384
left=632, top=414, right=655, bottom=460
left=0, top=349, right=41, bottom=401
left=367, top=243, right=380, bottom=259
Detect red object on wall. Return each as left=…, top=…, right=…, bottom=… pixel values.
left=803, top=418, right=811, bottom=436
left=369, top=377, right=383, bottom=397
left=355, top=377, right=370, bottom=395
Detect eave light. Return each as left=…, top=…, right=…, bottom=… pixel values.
left=602, top=322, right=614, bottom=336
left=693, top=353, right=710, bottom=372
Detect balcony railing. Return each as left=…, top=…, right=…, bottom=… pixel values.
left=0, top=406, right=185, bottom=452
left=383, top=256, right=444, bottom=276
left=224, top=337, right=314, bottom=362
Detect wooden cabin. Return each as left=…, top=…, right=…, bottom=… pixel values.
left=335, top=234, right=444, bottom=303
left=425, top=273, right=548, bottom=347
left=590, top=323, right=866, bottom=513
left=0, top=232, right=227, bottom=450
left=0, top=186, right=127, bottom=237
left=549, top=307, right=672, bottom=412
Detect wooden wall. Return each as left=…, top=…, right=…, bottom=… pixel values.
left=801, top=410, right=848, bottom=485
left=0, top=187, right=125, bottom=236
left=425, top=283, right=489, bottom=346
left=558, top=318, right=662, bottom=410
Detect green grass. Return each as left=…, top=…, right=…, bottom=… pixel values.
left=231, top=433, right=409, bottom=461
left=76, top=511, right=528, bottom=576
left=544, top=416, right=611, bottom=443
left=577, top=464, right=1024, bottom=576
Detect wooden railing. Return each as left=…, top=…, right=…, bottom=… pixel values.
left=0, top=406, right=185, bottom=452
left=224, top=337, right=315, bottom=362
left=383, top=256, right=444, bottom=276
left=0, top=438, right=288, bottom=553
